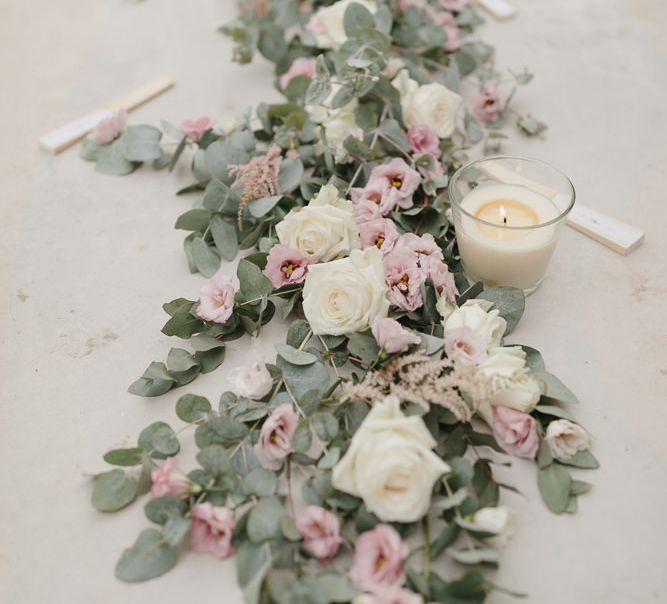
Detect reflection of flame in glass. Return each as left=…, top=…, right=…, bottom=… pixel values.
left=500, top=204, right=507, bottom=225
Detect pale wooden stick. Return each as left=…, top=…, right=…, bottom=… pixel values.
left=39, top=76, right=175, bottom=154
left=478, top=162, right=645, bottom=256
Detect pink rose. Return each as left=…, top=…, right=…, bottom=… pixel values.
left=372, top=588, right=424, bottom=604
left=366, top=158, right=421, bottom=210
left=472, top=83, right=506, bottom=124
left=296, top=506, right=343, bottom=560
left=354, top=199, right=384, bottom=224
left=263, top=244, right=314, bottom=289
left=383, top=248, right=425, bottom=311
left=150, top=458, right=189, bottom=499
left=407, top=124, right=440, bottom=156
left=492, top=406, right=539, bottom=460
left=189, top=503, right=235, bottom=559
left=253, top=404, right=299, bottom=470
left=359, top=219, right=400, bottom=255
left=434, top=11, right=463, bottom=51
left=444, top=326, right=487, bottom=364
left=197, top=272, right=239, bottom=324
left=92, top=108, right=127, bottom=145
left=420, top=254, right=458, bottom=302
left=351, top=180, right=396, bottom=216
left=181, top=116, right=215, bottom=142
left=372, top=317, right=421, bottom=354
left=280, top=57, right=317, bottom=89
left=350, top=524, right=408, bottom=593
left=439, top=0, right=469, bottom=11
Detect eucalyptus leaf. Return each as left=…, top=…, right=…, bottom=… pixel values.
left=276, top=343, right=317, bottom=366
left=210, top=215, right=238, bottom=261
left=92, top=469, right=137, bottom=512
left=247, top=497, right=283, bottom=543
left=538, top=463, right=572, bottom=513
left=476, top=287, right=525, bottom=335
left=175, top=394, right=212, bottom=423
left=115, top=528, right=177, bottom=583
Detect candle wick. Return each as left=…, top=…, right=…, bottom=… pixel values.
left=503, top=216, right=507, bottom=225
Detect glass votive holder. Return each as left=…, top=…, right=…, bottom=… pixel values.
left=448, top=155, right=575, bottom=295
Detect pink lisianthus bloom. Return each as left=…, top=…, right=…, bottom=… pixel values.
left=197, top=272, right=239, bottom=324
left=439, top=0, right=469, bottom=11
left=181, top=116, right=215, bottom=142
left=150, top=458, right=189, bottom=499
left=350, top=524, right=408, bottom=593
left=280, top=57, right=317, bottom=89
left=407, top=124, right=440, bottom=156
left=296, top=506, right=343, bottom=560
left=351, top=180, right=397, bottom=216
left=420, top=254, right=458, bottom=302
left=359, top=218, right=400, bottom=255
left=92, top=108, right=127, bottom=145
left=383, top=248, right=425, bottom=311
left=354, top=199, right=384, bottom=224
left=492, top=406, right=539, bottom=459
left=189, top=503, right=236, bottom=559
left=434, top=11, right=463, bottom=51
left=472, top=83, right=507, bottom=124
left=263, top=244, right=314, bottom=288
left=444, top=326, right=487, bottom=365
left=366, top=158, right=421, bottom=210
left=372, top=317, right=421, bottom=354
left=253, top=404, right=299, bottom=470
left=395, top=233, right=443, bottom=260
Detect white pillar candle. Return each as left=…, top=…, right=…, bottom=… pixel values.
left=454, top=183, right=561, bottom=291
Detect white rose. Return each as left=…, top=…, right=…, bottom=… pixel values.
left=229, top=360, right=273, bottom=399
left=475, top=346, right=542, bottom=423
left=275, top=185, right=360, bottom=261
left=442, top=299, right=507, bottom=351
left=303, top=247, right=389, bottom=335
left=545, top=419, right=590, bottom=460
left=471, top=507, right=514, bottom=547
left=309, top=0, right=377, bottom=49
left=391, top=69, right=463, bottom=138
left=332, top=395, right=450, bottom=522
left=307, top=86, right=360, bottom=148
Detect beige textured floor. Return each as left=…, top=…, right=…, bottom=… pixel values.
left=1, top=0, right=666, bottom=602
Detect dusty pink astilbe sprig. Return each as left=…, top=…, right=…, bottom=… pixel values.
left=228, top=143, right=282, bottom=226
left=341, top=350, right=481, bottom=422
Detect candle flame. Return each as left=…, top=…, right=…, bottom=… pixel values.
left=500, top=204, right=507, bottom=225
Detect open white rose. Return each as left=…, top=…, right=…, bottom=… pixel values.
left=332, top=395, right=450, bottom=522
left=303, top=247, right=389, bottom=335
left=442, top=299, right=507, bottom=351
left=275, top=184, right=360, bottom=262
left=545, top=419, right=590, bottom=460
left=308, top=0, right=377, bottom=49
left=475, top=346, right=542, bottom=424
left=229, top=360, right=273, bottom=400
left=391, top=69, right=462, bottom=138
left=471, top=507, right=514, bottom=547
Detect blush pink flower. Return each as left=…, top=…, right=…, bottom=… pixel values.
left=366, top=158, right=421, bottom=210
left=434, top=11, right=463, bottom=51
left=359, top=219, right=400, bottom=255
left=351, top=180, right=396, bottom=216
left=150, top=458, right=189, bottom=499
left=350, top=524, right=408, bottom=593
left=280, top=57, right=317, bottom=89
left=420, top=254, right=458, bottom=302
left=354, top=199, right=384, bottom=224
left=189, top=503, right=236, bottom=559
left=395, top=233, right=442, bottom=260
left=384, top=248, right=424, bottom=312
left=472, top=83, right=506, bottom=124
left=444, top=326, right=487, bottom=364
left=492, top=406, right=539, bottom=460
left=197, top=273, right=239, bottom=324
left=253, top=404, right=299, bottom=470
left=296, top=505, right=343, bottom=560
left=92, top=108, right=127, bottom=145
left=263, top=244, right=314, bottom=288
left=181, top=116, right=215, bottom=142
left=372, top=317, right=421, bottom=354
left=439, top=0, right=469, bottom=11
left=407, top=124, right=440, bottom=156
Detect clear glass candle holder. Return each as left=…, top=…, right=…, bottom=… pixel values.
left=448, top=155, right=575, bottom=295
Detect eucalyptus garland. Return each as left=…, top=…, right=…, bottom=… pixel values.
left=82, top=1, right=597, bottom=602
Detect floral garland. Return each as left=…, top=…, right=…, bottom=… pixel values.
left=82, top=0, right=596, bottom=601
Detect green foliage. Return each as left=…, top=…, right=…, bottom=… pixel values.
left=91, top=469, right=137, bottom=512
left=115, top=528, right=177, bottom=582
